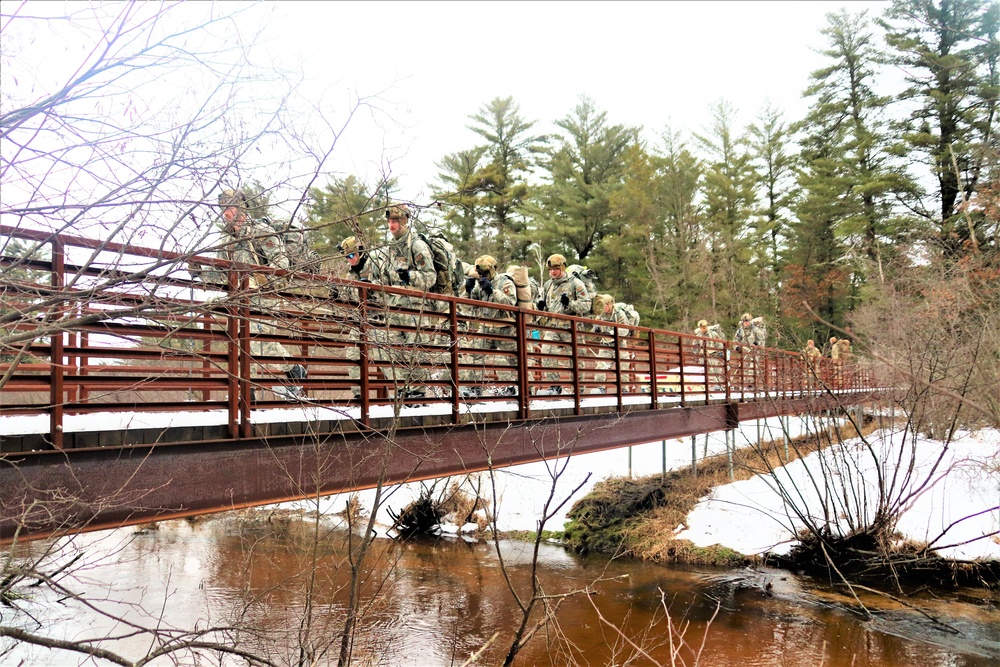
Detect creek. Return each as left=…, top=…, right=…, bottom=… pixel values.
left=7, top=517, right=998, bottom=666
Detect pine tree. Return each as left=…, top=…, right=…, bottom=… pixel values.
left=428, top=146, right=488, bottom=261
left=466, top=97, right=546, bottom=261
left=785, top=135, right=854, bottom=341
left=880, top=0, right=1000, bottom=257
left=307, top=175, right=394, bottom=258
left=532, top=96, right=638, bottom=265
left=695, top=100, right=761, bottom=320
left=748, top=102, right=796, bottom=310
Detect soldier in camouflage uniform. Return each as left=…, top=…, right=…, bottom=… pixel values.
left=733, top=313, right=765, bottom=390
left=367, top=204, right=439, bottom=400
left=188, top=189, right=307, bottom=400
left=692, top=319, right=726, bottom=358
left=463, top=254, right=518, bottom=396
left=336, top=235, right=381, bottom=399
left=535, top=254, right=592, bottom=394
left=589, top=293, right=630, bottom=392
left=803, top=338, right=823, bottom=387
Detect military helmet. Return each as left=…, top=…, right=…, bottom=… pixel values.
left=218, top=189, right=247, bottom=210
left=593, top=293, right=615, bottom=315
left=546, top=253, right=567, bottom=269
left=385, top=204, right=411, bottom=221
left=338, top=236, right=362, bottom=256
left=698, top=319, right=709, bottom=328
left=474, top=254, right=498, bottom=276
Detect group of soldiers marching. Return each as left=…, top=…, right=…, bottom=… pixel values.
left=191, top=190, right=852, bottom=402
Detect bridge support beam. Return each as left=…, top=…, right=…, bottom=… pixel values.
left=0, top=393, right=875, bottom=543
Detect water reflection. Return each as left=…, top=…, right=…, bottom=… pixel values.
left=9, top=517, right=998, bottom=666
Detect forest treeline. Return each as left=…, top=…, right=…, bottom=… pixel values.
left=305, top=0, right=999, bottom=351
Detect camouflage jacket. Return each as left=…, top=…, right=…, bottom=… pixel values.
left=470, top=272, right=517, bottom=324
left=693, top=324, right=726, bottom=353
left=593, top=304, right=632, bottom=339
left=541, top=273, right=591, bottom=318
left=338, top=253, right=380, bottom=305
left=734, top=322, right=766, bottom=347
left=370, top=228, right=436, bottom=307
left=192, top=216, right=288, bottom=286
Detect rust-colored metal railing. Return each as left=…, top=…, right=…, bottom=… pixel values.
left=1, top=224, right=878, bottom=453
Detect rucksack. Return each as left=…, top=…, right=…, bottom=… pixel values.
left=566, top=264, right=598, bottom=300
left=614, top=302, right=640, bottom=327
left=264, top=217, right=322, bottom=274
left=417, top=232, right=462, bottom=295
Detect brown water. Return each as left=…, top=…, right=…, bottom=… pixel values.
left=7, top=517, right=999, bottom=666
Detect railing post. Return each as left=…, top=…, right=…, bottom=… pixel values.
left=48, top=238, right=65, bottom=449
left=702, top=337, right=710, bottom=404
left=613, top=325, right=622, bottom=412
left=449, top=298, right=459, bottom=424
left=358, top=285, right=371, bottom=427
left=678, top=334, right=686, bottom=408
left=238, top=273, right=252, bottom=439
left=724, top=341, right=732, bottom=403
left=570, top=315, right=581, bottom=415
left=516, top=308, right=529, bottom=420
left=649, top=330, right=659, bottom=404
left=225, top=270, right=240, bottom=439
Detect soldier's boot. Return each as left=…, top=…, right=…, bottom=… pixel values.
left=282, top=364, right=307, bottom=401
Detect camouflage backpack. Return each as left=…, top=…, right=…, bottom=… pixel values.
left=566, top=264, right=598, bottom=301
left=265, top=217, right=322, bottom=274
left=614, top=302, right=641, bottom=327
left=417, top=232, right=463, bottom=295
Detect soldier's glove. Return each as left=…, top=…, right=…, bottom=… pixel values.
left=478, top=277, right=493, bottom=297
left=465, top=276, right=477, bottom=294
left=396, top=268, right=410, bottom=285
left=536, top=299, right=547, bottom=311
left=560, top=293, right=571, bottom=308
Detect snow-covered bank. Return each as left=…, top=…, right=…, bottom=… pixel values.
left=306, top=415, right=832, bottom=533
left=676, top=428, right=1000, bottom=561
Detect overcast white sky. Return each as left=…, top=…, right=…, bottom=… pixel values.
left=3, top=0, right=894, bottom=220
left=258, top=1, right=893, bottom=203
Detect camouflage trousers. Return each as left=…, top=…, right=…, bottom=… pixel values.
left=248, top=296, right=297, bottom=379
left=590, top=344, right=615, bottom=386
left=469, top=325, right=517, bottom=385
left=369, top=314, right=427, bottom=391
left=541, top=328, right=574, bottom=386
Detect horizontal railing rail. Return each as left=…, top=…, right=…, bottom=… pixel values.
left=1, top=224, right=883, bottom=451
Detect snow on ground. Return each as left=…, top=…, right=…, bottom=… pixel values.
left=305, top=414, right=826, bottom=535
left=675, top=428, right=1000, bottom=561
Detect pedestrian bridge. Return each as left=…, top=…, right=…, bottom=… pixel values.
left=0, top=225, right=886, bottom=543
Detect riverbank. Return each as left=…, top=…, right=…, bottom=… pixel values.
left=562, top=421, right=1000, bottom=591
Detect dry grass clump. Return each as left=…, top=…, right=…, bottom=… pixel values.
left=567, top=414, right=878, bottom=566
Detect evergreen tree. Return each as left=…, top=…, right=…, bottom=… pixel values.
left=429, top=146, right=488, bottom=261
left=532, top=96, right=638, bottom=265
left=880, top=0, right=1000, bottom=257
left=307, top=175, right=395, bottom=258
left=466, top=96, right=546, bottom=261
left=748, top=102, right=795, bottom=309
left=784, top=136, right=854, bottom=341
left=695, top=100, right=761, bottom=319
left=796, top=9, right=919, bottom=297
